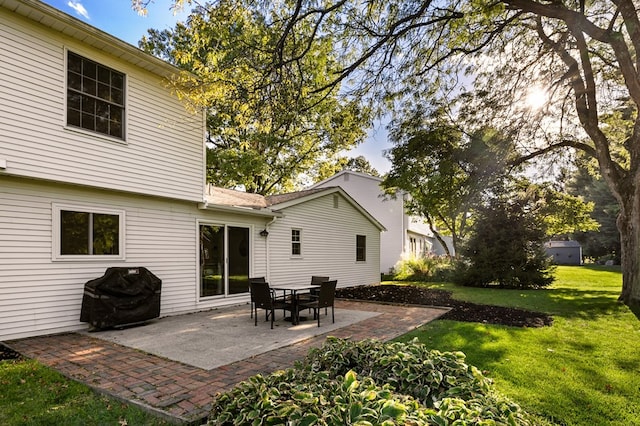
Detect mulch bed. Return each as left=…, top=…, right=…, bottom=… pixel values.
left=336, top=284, right=553, bottom=328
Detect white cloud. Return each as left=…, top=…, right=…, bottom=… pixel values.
left=67, top=1, right=90, bottom=20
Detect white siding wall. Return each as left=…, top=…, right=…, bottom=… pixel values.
left=267, top=192, right=381, bottom=288
left=0, top=177, right=269, bottom=340
left=314, top=172, right=404, bottom=274
left=0, top=9, right=204, bottom=202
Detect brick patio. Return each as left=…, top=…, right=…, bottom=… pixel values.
left=7, top=300, right=448, bottom=425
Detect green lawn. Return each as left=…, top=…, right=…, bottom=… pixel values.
left=0, top=358, right=170, bottom=426
left=394, top=265, right=640, bottom=425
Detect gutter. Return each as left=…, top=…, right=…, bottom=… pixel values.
left=197, top=202, right=283, bottom=218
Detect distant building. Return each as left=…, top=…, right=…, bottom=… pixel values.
left=311, top=170, right=452, bottom=274
left=545, top=241, right=583, bottom=265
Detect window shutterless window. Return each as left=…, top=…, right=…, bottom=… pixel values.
left=67, top=51, right=125, bottom=139
left=53, top=204, right=125, bottom=260
left=291, top=229, right=301, bottom=256
left=356, top=235, right=366, bottom=261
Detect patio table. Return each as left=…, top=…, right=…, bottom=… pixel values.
left=270, top=283, right=317, bottom=325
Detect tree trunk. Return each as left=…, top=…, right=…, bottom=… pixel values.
left=617, top=194, right=640, bottom=319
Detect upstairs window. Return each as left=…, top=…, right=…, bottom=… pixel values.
left=67, top=51, right=125, bottom=139
left=291, top=229, right=301, bottom=256
left=356, top=235, right=366, bottom=262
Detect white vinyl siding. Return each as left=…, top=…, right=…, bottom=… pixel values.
left=0, top=177, right=269, bottom=340
left=267, top=192, right=381, bottom=289
left=0, top=9, right=204, bottom=202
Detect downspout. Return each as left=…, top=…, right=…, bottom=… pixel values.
left=264, top=216, right=278, bottom=281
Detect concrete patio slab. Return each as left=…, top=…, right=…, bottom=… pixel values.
left=84, top=304, right=380, bottom=370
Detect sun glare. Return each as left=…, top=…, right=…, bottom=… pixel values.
left=525, top=87, right=548, bottom=110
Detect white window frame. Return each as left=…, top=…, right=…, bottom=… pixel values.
left=63, top=48, right=128, bottom=143
left=356, top=234, right=366, bottom=262
left=291, top=228, right=302, bottom=257
left=52, top=203, right=126, bottom=261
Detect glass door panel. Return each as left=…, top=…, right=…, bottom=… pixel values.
left=228, top=226, right=249, bottom=295
left=200, top=224, right=224, bottom=297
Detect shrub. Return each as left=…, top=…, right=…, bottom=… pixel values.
left=454, top=197, right=555, bottom=289
left=392, top=254, right=454, bottom=282
left=208, top=338, right=533, bottom=425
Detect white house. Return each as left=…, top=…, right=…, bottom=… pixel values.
left=312, top=170, right=451, bottom=274
left=0, top=0, right=382, bottom=341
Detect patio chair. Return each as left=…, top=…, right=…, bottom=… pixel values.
left=249, top=281, right=289, bottom=329
left=298, top=280, right=337, bottom=327
left=248, top=277, right=266, bottom=318
left=298, top=275, right=330, bottom=312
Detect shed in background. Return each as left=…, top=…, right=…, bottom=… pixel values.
left=545, top=240, right=583, bottom=265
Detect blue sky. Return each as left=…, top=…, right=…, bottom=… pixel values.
left=42, top=0, right=392, bottom=173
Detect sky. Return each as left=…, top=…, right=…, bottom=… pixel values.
left=41, top=0, right=392, bottom=174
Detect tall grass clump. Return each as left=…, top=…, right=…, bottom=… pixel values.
left=392, top=254, right=454, bottom=282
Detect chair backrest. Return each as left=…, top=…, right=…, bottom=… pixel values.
left=250, top=281, right=273, bottom=309
left=310, top=276, right=330, bottom=286
left=317, top=280, right=337, bottom=308
left=249, top=277, right=266, bottom=284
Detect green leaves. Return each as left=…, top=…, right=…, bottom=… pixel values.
left=140, top=1, right=369, bottom=194
left=208, top=338, right=533, bottom=425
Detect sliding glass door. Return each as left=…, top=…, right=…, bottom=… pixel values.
left=199, top=224, right=250, bottom=298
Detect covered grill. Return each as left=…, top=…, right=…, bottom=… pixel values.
left=80, top=267, right=162, bottom=330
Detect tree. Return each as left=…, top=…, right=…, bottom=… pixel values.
left=456, top=183, right=555, bottom=289
left=136, top=0, right=640, bottom=313
left=139, top=2, right=369, bottom=194
left=382, top=111, right=515, bottom=257
left=564, top=156, right=621, bottom=262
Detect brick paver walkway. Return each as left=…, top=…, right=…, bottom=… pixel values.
left=7, top=300, right=448, bottom=425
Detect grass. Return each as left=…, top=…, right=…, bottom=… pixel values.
left=0, top=358, right=170, bottom=426
left=393, top=265, right=640, bottom=425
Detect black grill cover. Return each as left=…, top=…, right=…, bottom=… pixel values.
left=80, top=267, right=161, bottom=330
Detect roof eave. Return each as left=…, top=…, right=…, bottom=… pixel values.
left=198, top=202, right=283, bottom=218
left=3, top=0, right=182, bottom=78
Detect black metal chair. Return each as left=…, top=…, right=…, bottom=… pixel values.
left=249, top=281, right=289, bottom=329
left=298, top=275, right=330, bottom=311
left=298, top=280, right=337, bottom=327
left=248, top=277, right=266, bottom=318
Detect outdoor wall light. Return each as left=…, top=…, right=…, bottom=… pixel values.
left=259, top=229, right=269, bottom=237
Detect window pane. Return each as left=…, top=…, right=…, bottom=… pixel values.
left=81, top=112, right=94, bottom=131
left=98, top=82, right=110, bottom=100
left=356, top=235, right=366, bottom=261
left=82, top=76, right=96, bottom=96
left=67, top=107, right=81, bottom=127
left=83, top=60, right=96, bottom=79
left=67, top=52, right=125, bottom=139
left=97, top=67, right=110, bottom=84
left=68, top=71, right=81, bottom=91
left=93, top=213, right=119, bottom=255
left=61, top=211, right=89, bottom=255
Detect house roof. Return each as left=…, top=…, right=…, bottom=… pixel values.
left=208, top=186, right=268, bottom=209
left=2, top=0, right=182, bottom=78
left=545, top=240, right=582, bottom=248
left=201, top=185, right=385, bottom=230
left=309, top=170, right=383, bottom=189
left=265, top=188, right=328, bottom=206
